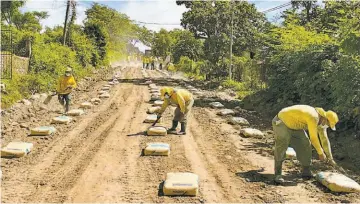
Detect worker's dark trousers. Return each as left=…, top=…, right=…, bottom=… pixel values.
left=272, top=115, right=312, bottom=176
left=173, top=98, right=194, bottom=123
left=58, top=94, right=71, bottom=112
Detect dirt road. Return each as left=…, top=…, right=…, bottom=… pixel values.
left=1, top=65, right=359, bottom=203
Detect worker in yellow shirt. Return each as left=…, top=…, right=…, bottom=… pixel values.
left=142, top=56, right=146, bottom=69
left=156, top=87, right=194, bottom=135
left=145, top=56, right=150, bottom=69
left=56, top=68, right=77, bottom=113
left=272, top=105, right=339, bottom=184
left=150, top=56, right=155, bottom=70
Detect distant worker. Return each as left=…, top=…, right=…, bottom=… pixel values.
left=156, top=87, right=194, bottom=135
left=56, top=68, right=77, bottom=114
left=167, top=62, right=175, bottom=71
left=142, top=56, right=146, bottom=69
left=145, top=56, right=150, bottom=69
left=159, top=57, right=163, bottom=70
left=150, top=56, right=155, bottom=70
left=272, top=105, right=339, bottom=184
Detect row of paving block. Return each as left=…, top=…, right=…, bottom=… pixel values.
left=1, top=76, right=120, bottom=159
left=140, top=71, right=200, bottom=196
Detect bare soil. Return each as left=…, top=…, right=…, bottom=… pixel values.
left=1, top=64, right=359, bottom=203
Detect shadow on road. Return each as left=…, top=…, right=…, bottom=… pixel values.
left=235, top=168, right=302, bottom=186
left=158, top=181, right=165, bottom=197
left=127, top=131, right=146, bottom=137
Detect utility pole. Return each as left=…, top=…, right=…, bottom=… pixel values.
left=229, top=0, right=234, bottom=80
left=63, top=0, right=71, bottom=45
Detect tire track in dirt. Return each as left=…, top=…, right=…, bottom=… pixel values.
left=65, top=86, right=144, bottom=202
left=188, top=110, right=256, bottom=202
left=182, top=117, right=229, bottom=202
left=29, top=68, right=136, bottom=202
left=31, top=85, right=137, bottom=202
left=64, top=67, right=149, bottom=202
left=1, top=67, right=133, bottom=202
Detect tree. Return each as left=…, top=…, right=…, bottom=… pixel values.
left=84, top=3, right=146, bottom=62
left=172, top=30, right=203, bottom=63
left=151, top=29, right=175, bottom=58
left=177, top=1, right=268, bottom=62
left=134, top=26, right=154, bottom=47
left=290, top=0, right=319, bottom=24
left=1, top=1, right=25, bottom=25
left=12, top=11, right=48, bottom=32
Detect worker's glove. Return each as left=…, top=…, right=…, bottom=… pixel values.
left=327, top=159, right=337, bottom=167
left=319, top=153, right=327, bottom=161
left=66, top=86, right=73, bottom=90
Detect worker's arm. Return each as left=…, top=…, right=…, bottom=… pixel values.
left=318, top=127, right=334, bottom=160
left=157, top=99, right=169, bottom=115
left=307, top=119, right=325, bottom=157
left=56, top=77, right=62, bottom=93
left=68, top=76, right=77, bottom=88
left=176, top=94, right=186, bottom=114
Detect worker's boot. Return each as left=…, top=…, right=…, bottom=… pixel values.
left=302, top=167, right=313, bottom=180
left=274, top=164, right=284, bottom=184
left=274, top=175, right=284, bottom=184
left=167, top=120, right=178, bottom=134
left=178, top=122, right=187, bottom=135
left=65, top=102, right=70, bottom=114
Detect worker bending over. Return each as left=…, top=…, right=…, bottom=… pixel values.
left=156, top=87, right=194, bottom=135
left=272, top=105, right=339, bottom=184
left=56, top=68, right=77, bottom=113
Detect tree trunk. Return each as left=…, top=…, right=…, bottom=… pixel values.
left=27, top=39, right=32, bottom=73
left=63, top=0, right=71, bottom=46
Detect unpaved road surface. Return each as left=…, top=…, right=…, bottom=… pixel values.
left=1, top=64, right=359, bottom=203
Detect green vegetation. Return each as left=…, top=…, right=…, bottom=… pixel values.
left=1, top=1, right=148, bottom=108
left=148, top=1, right=359, bottom=132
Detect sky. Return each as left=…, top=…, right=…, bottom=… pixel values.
left=21, top=0, right=290, bottom=52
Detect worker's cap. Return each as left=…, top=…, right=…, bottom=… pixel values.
left=65, top=67, right=72, bottom=73
left=316, top=107, right=339, bottom=131
left=326, top=110, right=339, bottom=131
left=160, top=87, right=174, bottom=99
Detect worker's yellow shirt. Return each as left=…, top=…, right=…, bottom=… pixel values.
left=159, top=89, right=193, bottom=114
left=278, top=105, right=333, bottom=158
left=144, top=57, right=149, bottom=63
left=56, top=75, right=77, bottom=94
